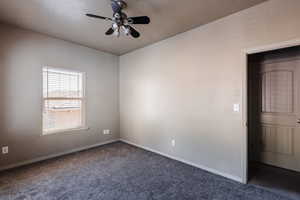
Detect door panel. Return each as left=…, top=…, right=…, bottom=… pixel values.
left=261, top=70, right=293, bottom=113
left=261, top=125, right=293, bottom=155
left=259, top=59, right=300, bottom=172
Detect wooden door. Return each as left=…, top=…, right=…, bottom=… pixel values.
left=259, top=59, right=300, bottom=172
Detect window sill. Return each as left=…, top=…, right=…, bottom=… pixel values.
left=42, top=127, right=90, bottom=136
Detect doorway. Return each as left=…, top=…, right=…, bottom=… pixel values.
left=247, top=46, right=300, bottom=199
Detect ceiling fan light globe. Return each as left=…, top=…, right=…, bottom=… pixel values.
left=123, top=26, right=131, bottom=36
left=113, top=29, right=120, bottom=37
left=125, top=30, right=131, bottom=36
left=112, top=23, right=119, bottom=30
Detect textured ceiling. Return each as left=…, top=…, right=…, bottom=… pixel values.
left=0, top=0, right=267, bottom=55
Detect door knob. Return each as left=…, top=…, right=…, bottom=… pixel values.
left=298, top=119, right=300, bottom=124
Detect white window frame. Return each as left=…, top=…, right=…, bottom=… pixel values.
left=42, top=66, right=87, bottom=135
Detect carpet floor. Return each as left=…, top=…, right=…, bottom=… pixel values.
left=249, top=162, right=300, bottom=200
left=0, top=142, right=293, bottom=200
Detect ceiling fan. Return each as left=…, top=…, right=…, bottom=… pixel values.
left=86, top=0, right=150, bottom=38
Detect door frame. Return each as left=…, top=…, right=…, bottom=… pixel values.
left=242, top=39, right=300, bottom=184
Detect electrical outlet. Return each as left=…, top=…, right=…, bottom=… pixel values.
left=171, top=140, right=176, bottom=147
left=103, top=130, right=111, bottom=135
left=2, top=146, right=8, bottom=154
left=233, top=104, right=240, bottom=112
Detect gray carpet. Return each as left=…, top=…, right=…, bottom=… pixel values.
left=249, top=163, right=300, bottom=200
left=0, top=142, right=292, bottom=200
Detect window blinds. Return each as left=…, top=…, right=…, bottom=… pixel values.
left=43, top=67, right=85, bottom=134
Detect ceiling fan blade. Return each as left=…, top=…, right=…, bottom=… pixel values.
left=105, top=27, right=115, bottom=35
left=86, top=14, right=112, bottom=21
left=129, top=26, right=140, bottom=38
left=128, top=16, right=150, bottom=24
left=111, top=1, right=121, bottom=13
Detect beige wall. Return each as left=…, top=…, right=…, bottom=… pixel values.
left=0, top=24, right=119, bottom=169
left=120, top=0, right=300, bottom=182
left=1, top=0, right=300, bottom=182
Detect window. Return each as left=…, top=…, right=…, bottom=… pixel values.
left=43, top=67, right=85, bottom=134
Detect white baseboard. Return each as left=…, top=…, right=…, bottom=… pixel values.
left=0, top=139, right=119, bottom=172
left=120, top=139, right=243, bottom=183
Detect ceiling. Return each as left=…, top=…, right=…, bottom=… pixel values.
left=0, top=0, right=267, bottom=55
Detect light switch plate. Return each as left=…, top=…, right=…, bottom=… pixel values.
left=103, top=130, right=111, bottom=135
left=2, top=146, right=8, bottom=154
left=233, top=104, right=240, bottom=112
